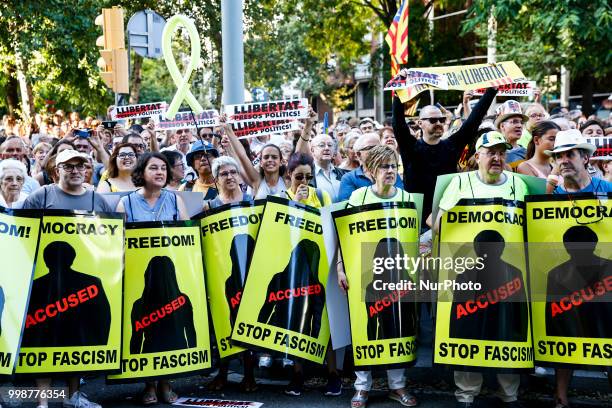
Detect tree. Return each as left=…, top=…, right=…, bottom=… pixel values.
left=462, top=0, right=612, bottom=114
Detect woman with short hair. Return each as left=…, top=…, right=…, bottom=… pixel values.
left=207, top=156, right=252, bottom=209
left=0, top=159, right=28, bottom=208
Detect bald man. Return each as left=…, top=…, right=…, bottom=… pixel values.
left=392, top=87, right=497, bottom=225
left=338, top=133, right=404, bottom=201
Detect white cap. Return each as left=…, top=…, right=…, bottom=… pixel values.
left=55, top=149, right=89, bottom=165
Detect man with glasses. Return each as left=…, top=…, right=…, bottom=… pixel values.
left=393, top=80, right=497, bottom=226
left=495, top=100, right=529, bottom=167
left=122, top=133, right=148, bottom=157
left=435, top=132, right=528, bottom=408
left=23, top=150, right=113, bottom=211
left=22, top=149, right=112, bottom=408
left=338, top=133, right=404, bottom=201
left=296, top=128, right=347, bottom=202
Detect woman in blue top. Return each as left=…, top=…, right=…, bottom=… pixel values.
left=117, top=152, right=189, bottom=223
left=116, top=152, right=188, bottom=404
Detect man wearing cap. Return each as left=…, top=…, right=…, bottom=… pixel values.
left=23, top=150, right=113, bottom=212
left=545, top=129, right=612, bottom=193
left=495, top=100, right=529, bottom=167
left=179, top=140, right=220, bottom=200
left=435, top=131, right=528, bottom=408
left=359, top=118, right=376, bottom=133
left=338, top=133, right=404, bottom=201
left=21, top=149, right=111, bottom=408
left=393, top=86, right=497, bottom=226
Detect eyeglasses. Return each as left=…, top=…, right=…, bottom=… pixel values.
left=378, top=164, right=398, bottom=170
left=316, top=143, right=334, bottom=149
left=194, top=153, right=211, bottom=161
left=424, top=117, right=445, bottom=124
left=201, top=133, right=220, bottom=139
left=133, top=143, right=146, bottom=150
left=218, top=169, right=238, bottom=178
left=173, top=163, right=185, bottom=169
left=504, top=119, right=524, bottom=125
left=59, top=163, right=86, bottom=172
left=529, top=113, right=546, bottom=119
left=294, top=174, right=313, bottom=181
left=117, top=152, right=136, bottom=160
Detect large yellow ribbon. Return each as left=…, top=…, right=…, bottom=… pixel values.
left=162, top=15, right=204, bottom=119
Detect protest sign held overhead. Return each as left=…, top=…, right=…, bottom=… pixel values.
left=473, top=81, right=536, bottom=97
left=110, top=102, right=167, bottom=120
left=0, top=209, right=39, bottom=376
left=333, top=201, right=420, bottom=369
left=17, top=212, right=124, bottom=375
left=231, top=197, right=330, bottom=364
left=224, top=99, right=309, bottom=123
left=434, top=199, right=533, bottom=372
left=396, top=61, right=526, bottom=102
left=384, top=69, right=449, bottom=91
left=156, top=110, right=220, bottom=131
left=199, top=200, right=265, bottom=359
left=108, top=221, right=211, bottom=382
left=526, top=194, right=612, bottom=368
left=231, top=120, right=302, bottom=139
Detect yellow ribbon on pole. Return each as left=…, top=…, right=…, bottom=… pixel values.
left=161, top=15, right=204, bottom=119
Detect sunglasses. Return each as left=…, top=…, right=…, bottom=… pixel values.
left=357, top=145, right=376, bottom=152
left=293, top=174, right=313, bottom=181
left=424, top=117, right=445, bottom=124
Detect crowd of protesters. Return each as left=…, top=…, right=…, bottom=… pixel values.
left=1, top=88, right=611, bottom=408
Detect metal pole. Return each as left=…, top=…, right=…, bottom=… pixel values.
left=221, top=0, right=245, bottom=104
left=560, top=66, right=570, bottom=108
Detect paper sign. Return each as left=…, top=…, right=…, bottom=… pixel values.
left=396, top=61, right=526, bottom=102
left=156, top=110, right=220, bottom=131
left=231, top=120, right=301, bottom=139
left=173, top=397, right=263, bottom=408
left=585, top=136, right=612, bottom=159
left=385, top=70, right=449, bottom=91
left=111, top=102, right=168, bottom=120
left=473, top=81, right=536, bottom=97
left=224, top=99, right=308, bottom=123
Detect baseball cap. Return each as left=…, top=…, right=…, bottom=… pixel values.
left=475, top=131, right=512, bottom=151
left=55, top=149, right=89, bottom=165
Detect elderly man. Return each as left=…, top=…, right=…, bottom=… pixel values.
left=338, top=133, right=404, bottom=201
left=161, top=128, right=196, bottom=180
left=545, top=129, right=612, bottom=193
left=0, top=137, right=40, bottom=193
left=393, top=83, right=497, bottom=225
left=296, top=112, right=348, bottom=202
left=495, top=100, right=529, bottom=167
left=435, top=131, right=528, bottom=408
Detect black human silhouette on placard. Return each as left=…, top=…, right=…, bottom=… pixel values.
left=257, top=239, right=326, bottom=338
left=225, top=234, right=256, bottom=326
left=365, top=238, right=417, bottom=341
left=22, top=241, right=111, bottom=347
left=545, top=226, right=612, bottom=339
left=0, top=286, right=4, bottom=337
left=130, top=256, right=197, bottom=354
left=449, top=230, right=528, bottom=341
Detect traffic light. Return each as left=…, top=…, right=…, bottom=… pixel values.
left=95, top=7, right=128, bottom=94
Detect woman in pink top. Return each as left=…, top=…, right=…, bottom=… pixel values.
left=518, top=121, right=561, bottom=178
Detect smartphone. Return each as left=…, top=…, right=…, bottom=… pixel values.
left=102, top=121, right=117, bottom=130
left=74, top=129, right=91, bottom=138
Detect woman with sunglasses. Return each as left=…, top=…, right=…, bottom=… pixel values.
left=97, top=143, right=137, bottom=193
left=220, top=116, right=287, bottom=199
left=285, top=153, right=331, bottom=208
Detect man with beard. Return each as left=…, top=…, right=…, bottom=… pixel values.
left=392, top=78, right=497, bottom=226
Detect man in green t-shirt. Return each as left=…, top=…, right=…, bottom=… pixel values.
left=435, top=131, right=529, bottom=408
left=434, top=131, right=528, bottom=233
